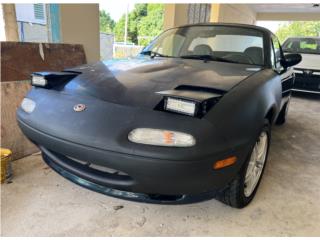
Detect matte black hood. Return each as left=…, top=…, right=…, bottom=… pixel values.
left=63, top=56, right=261, bottom=108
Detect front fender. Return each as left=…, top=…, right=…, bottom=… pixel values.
left=205, top=69, right=282, bottom=158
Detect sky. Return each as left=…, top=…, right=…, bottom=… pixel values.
left=99, top=1, right=135, bottom=21
left=257, top=21, right=288, bottom=34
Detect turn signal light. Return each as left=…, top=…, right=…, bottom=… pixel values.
left=21, top=98, right=36, bottom=113
left=128, top=128, right=196, bottom=147
left=213, top=156, right=237, bottom=170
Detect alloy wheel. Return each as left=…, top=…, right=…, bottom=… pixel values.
left=244, top=131, right=268, bottom=197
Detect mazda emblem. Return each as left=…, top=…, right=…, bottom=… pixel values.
left=73, top=104, right=86, bottom=112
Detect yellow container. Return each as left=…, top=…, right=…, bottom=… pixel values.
left=1, top=148, right=12, bottom=183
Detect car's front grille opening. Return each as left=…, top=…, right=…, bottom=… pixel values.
left=67, top=156, right=129, bottom=177
left=295, top=74, right=320, bottom=90
left=147, top=194, right=185, bottom=202
left=89, top=164, right=129, bottom=176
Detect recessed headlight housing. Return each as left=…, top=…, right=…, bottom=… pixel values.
left=165, top=97, right=197, bottom=116
left=31, top=75, right=47, bottom=87
left=156, top=89, right=223, bottom=118
left=30, top=71, right=80, bottom=88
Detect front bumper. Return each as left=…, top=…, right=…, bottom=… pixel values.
left=18, top=118, right=248, bottom=202
left=41, top=146, right=218, bottom=204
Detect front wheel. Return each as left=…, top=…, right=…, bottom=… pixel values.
left=216, top=121, right=270, bottom=208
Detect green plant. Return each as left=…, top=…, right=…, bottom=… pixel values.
left=100, top=10, right=115, bottom=33
left=276, top=21, right=320, bottom=43
left=114, top=4, right=164, bottom=46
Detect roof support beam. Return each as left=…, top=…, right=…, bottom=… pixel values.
left=257, top=12, right=320, bottom=21
left=210, top=4, right=256, bottom=24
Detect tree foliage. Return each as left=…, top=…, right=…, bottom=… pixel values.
left=113, top=4, right=164, bottom=46
left=100, top=10, right=115, bottom=33
left=276, top=21, right=320, bottom=43
left=138, top=4, right=164, bottom=46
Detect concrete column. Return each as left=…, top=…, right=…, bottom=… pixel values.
left=163, top=4, right=189, bottom=30
left=60, top=4, right=99, bottom=63
left=210, top=4, right=220, bottom=23
left=210, top=4, right=257, bottom=25
left=1, top=4, right=19, bottom=41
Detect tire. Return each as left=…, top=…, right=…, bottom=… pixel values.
left=276, top=98, right=290, bottom=125
left=216, top=120, right=271, bottom=208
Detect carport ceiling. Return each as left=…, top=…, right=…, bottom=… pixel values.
left=250, top=3, right=320, bottom=21
left=250, top=4, right=320, bottom=13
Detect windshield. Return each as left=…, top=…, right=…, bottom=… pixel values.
left=283, top=38, right=320, bottom=55
left=142, top=25, right=265, bottom=66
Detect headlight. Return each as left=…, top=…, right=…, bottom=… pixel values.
left=128, top=128, right=196, bottom=147
left=31, top=75, right=47, bottom=87
left=165, top=97, right=197, bottom=116
left=21, top=98, right=36, bottom=113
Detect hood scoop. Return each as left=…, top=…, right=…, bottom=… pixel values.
left=156, top=89, right=221, bottom=102
left=175, top=85, right=227, bottom=95
left=155, top=86, right=223, bottom=118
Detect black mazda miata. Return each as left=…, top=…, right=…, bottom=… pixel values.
left=17, top=23, right=301, bottom=208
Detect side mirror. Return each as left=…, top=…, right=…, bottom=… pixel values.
left=282, top=53, right=302, bottom=68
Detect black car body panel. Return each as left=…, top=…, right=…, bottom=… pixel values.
left=17, top=23, right=296, bottom=203
left=62, top=58, right=261, bottom=107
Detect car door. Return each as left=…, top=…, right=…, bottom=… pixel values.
left=271, top=35, right=294, bottom=107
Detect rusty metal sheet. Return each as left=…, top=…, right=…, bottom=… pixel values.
left=1, top=41, right=87, bottom=82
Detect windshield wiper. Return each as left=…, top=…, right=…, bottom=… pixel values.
left=180, top=54, right=239, bottom=64
left=140, top=50, right=170, bottom=59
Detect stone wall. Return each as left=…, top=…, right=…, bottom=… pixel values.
left=100, top=33, right=114, bottom=60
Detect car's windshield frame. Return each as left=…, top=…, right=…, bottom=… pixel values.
left=141, top=24, right=268, bottom=66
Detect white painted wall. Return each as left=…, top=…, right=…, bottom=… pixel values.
left=15, top=4, right=47, bottom=25
left=17, top=22, right=49, bottom=42
left=60, top=4, right=100, bottom=63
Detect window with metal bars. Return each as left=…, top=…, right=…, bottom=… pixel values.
left=33, top=4, right=45, bottom=20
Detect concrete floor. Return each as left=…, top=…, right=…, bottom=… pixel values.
left=1, top=95, right=320, bottom=236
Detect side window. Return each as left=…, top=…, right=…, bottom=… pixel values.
left=271, top=36, right=284, bottom=71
